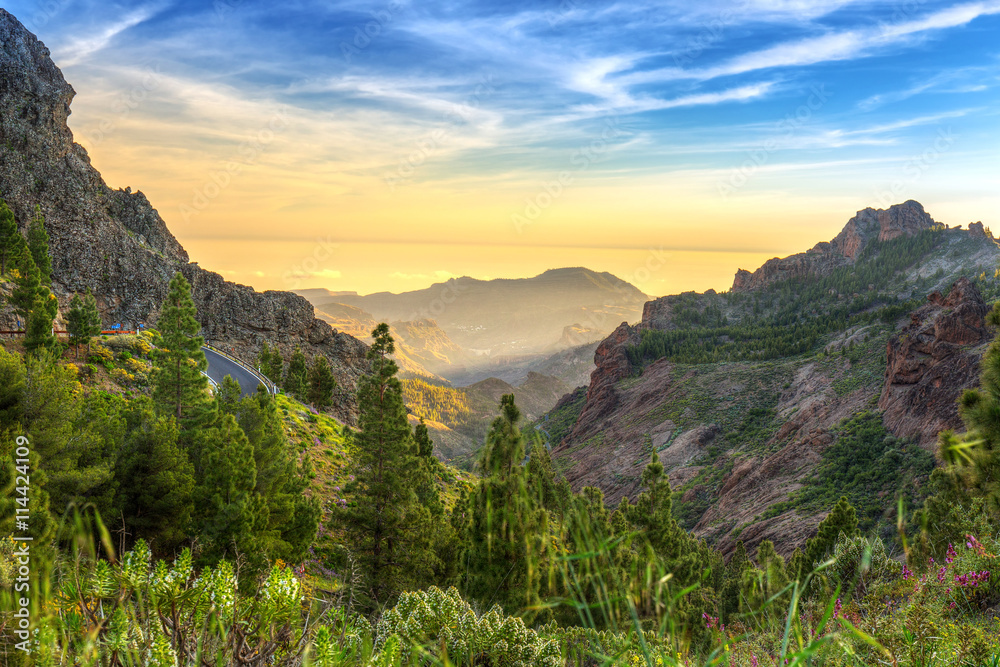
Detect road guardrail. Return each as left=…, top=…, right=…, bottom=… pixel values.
left=203, top=342, right=279, bottom=395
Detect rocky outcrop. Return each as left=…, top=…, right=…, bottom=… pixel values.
left=732, top=201, right=942, bottom=292
left=879, top=278, right=990, bottom=450
left=969, top=221, right=994, bottom=240
left=641, top=290, right=719, bottom=331
left=0, top=9, right=368, bottom=421
left=561, top=322, right=639, bottom=447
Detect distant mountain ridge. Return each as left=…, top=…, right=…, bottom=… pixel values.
left=297, top=267, right=648, bottom=357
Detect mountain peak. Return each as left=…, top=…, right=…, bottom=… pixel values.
left=0, top=8, right=370, bottom=422
left=733, top=200, right=945, bottom=292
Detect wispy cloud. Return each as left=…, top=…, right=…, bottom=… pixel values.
left=622, top=1, right=1000, bottom=86
left=53, top=5, right=163, bottom=66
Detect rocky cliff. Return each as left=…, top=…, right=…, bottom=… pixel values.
left=732, top=200, right=941, bottom=292
left=552, top=202, right=999, bottom=558
left=878, top=278, right=990, bottom=450
left=0, top=9, right=367, bottom=420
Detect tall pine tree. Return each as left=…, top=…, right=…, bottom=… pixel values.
left=284, top=346, right=308, bottom=400
left=307, top=354, right=337, bottom=409
left=27, top=205, right=52, bottom=285
left=66, top=294, right=86, bottom=358
left=459, top=394, right=550, bottom=615
left=9, top=251, right=42, bottom=322
left=337, top=323, right=432, bottom=613
left=113, top=400, right=196, bottom=553
left=82, top=289, right=102, bottom=355
left=152, top=272, right=216, bottom=437
left=0, top=197, right=24, bottom=276
left=24, top=294, right=57, bottom=355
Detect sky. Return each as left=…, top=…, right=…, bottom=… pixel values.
left=6, top=0, right=1000, bottom=297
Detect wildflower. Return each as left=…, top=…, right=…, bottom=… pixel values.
left=902, top=564, right=913, bottom=580
left=946, top=543, right=957, bottom=564
left=834, top=598, right=842, bottom=620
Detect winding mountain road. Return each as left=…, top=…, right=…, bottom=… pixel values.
left=203, top=346, right=269, bottom=397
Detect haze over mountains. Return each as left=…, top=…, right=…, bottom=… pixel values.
left=3, top=5, right=1000, bottom=564
left=296, top=267, right=647, bottom=386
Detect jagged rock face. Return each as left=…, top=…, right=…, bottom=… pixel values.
left=555, top=197, right=994, bottom=557
left=732, top=200, right=939, bottom=292
left=969, top=221, right=993, bottom=240
left=879, top=278, right=990, bottom=450
left=0, top=10, right=368, bottom=421
left=563, top=321, right=638, bottom=446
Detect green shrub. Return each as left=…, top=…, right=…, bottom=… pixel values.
left=829, top=533, right=901, bottom=599
left=375, top=586, right=561, bottom=666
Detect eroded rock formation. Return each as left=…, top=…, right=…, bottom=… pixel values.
left=879, top=278, right=990, bottom=450
left=0, top=9, right=367, bottom=420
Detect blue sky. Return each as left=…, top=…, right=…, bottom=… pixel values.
left=7, top=0, right=1000, bottom=295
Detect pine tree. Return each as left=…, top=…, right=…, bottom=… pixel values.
left=722, top=541, right=751, bottom=618
left=307, top=354, right=337, bottom=409
left=801, top=496, right=860, bottom=576
left=9, top=250, right=42, bottom=322
left=284, top=346, right=308, bottom=400
left=337, top=323, right=432, bottom=612
left=413, top=419, right=443, bottom=516
left=114, top=401, right=196, bottom=553
left=0, top=197, right=24, bottom=276
left=749, top=539, right=789, bottom=615
left=257, top=343, right=279, bottom=383
left=66, top=294, right=86, bottom=359
left=228, top=385, right=319, bottom=563
left=265, top=346, right=285, bottom=384
left=624, top=450, right=712, bottom=616
left=195, top=413, right=264, bottom=566
left=27, top=205, right=52, bottom=285
left=24, top=294, right=57, bottom=355
left=82, top=289, right=102, bottom=355
left=152, top=272, right=216, bottom=437
left=459, top=394, right=549, bottom=615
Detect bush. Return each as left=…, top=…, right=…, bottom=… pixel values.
left=109, top=367, right=136, bottom=385
left=87, top=343, right=114, bottom=369
left=375, top=586, right=561, bottom=666
left=829, top=533, right=901, bottom=599
left=104, top=333, right=152, bottom=356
